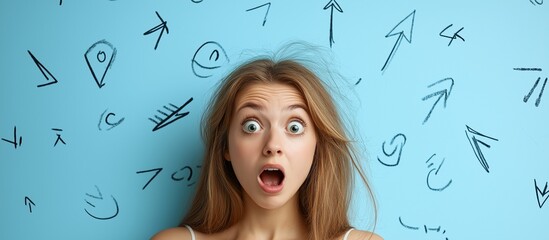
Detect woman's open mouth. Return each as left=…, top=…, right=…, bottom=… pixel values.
left=258, top=165, right=285, bottom=194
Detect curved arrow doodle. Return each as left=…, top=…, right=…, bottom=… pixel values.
left=377, top=133, right=407, bottom=167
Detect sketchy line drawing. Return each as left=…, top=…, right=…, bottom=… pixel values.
left=465, top=125, right=499, bottom=173
left=24, top=196, right=35, bottom=213
left=399, top=217, right=448, bottom=239
left=84, top=39, right=117, bottom=88
left=439, top=24, right=465, bottom=46
left=136, top=168, right=163, bottom=190
left=513, top=67, right=542, bottom=71
left=422, top=77, right=454, bottom=124
left=149, top=97, right=193, bottom=131
left=523, top=77, right=547, bottom=107
left=534, top=179, right=549, bottom=208
left=191, top=41, right=229, bottom=78
left=98, top=109, right=125, bottom=131
left=530, top=0, right=543, bottom=5
left=381, top=10, right=416, bottom=73
left=171, top=165, right=201, bottom=187
left=59, top=0, right=62, bottom=5
left=323, top=0, right=343, bottom=48
left=144, top=11, right=169, bottom=50
left=377, top=133, right=406, bottom=167
left=246, top=2, right=271, bottom=26
left=84, top=185, right=120, bottom=220
left=27, top=50, right=59, bottom=87
left=191, top=0, right=203, bottom=3
left=52, top=128, right=66, bottom=147
left=2, top=126, right=22, bottom=149
left=355, top=78, right=362, bottom=85
left=426, top=153, right=452, bottom=191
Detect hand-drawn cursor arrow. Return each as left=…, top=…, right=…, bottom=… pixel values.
left=381, top=10, right=416, bottom=73
left=24, top=196, right=35, bottom=213
left=422, top=77, right=454, bottom=124
left=323, top=0, right=343, bottom=48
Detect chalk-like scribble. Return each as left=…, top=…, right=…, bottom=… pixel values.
left=323, top=0, right=343, bottom=48
left=144, top=11, right=169, bottom=50
left=422, top=77, right=454, bottom=124
left=426, top=154, right=452, bottom=191
left=191, top=41, right=229, bottom=78
left=381, top=10, right=416, bottom=73
left=84, top=39, right=117, bottom=88
left=27, top=50, right=59, bottom=87
left=52, top=128, right=66, bottom=147
left=84, top=185, right=119, bottom=220
left=465, top=125, right=498, bottom=173
left=98, top=109, right=125, bottom=131
left=399, top=217, right=449, bottom=239
left=377, top=133, right=406, bottom=167
left=246, top=2, right=271, bottom=26
left=24, top=196, right=35, bottom=213
left=439, top=24, right=464, bottom=46
left=524, top=77, right=547, bottom=107
left=149, top=97, right=193, bottom=132
left=1, top=126, right=22, bottom=149
left=534, top=179, right=549, bottom=208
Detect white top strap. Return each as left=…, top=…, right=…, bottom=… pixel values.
left=343, top=228, right=354, bottom=240
left=184, top=225, right=196, bottom=240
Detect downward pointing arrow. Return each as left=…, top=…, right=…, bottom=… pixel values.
left=381, top=10, right=416, bottom=73
left=24, top=196, right=35, bottom=213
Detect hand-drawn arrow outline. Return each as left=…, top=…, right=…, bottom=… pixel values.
left=144, top=11, right=169, bottom=50
left=28, top=50, right=59, bottom=87
left=24, top=196, right=35, bottom=213
left=381, top=10, right=416, bottom=73
left=422, top=77, right=454, bottom=124
left=246, top=2, right=271, bottom=26
left=465, top=125, right=498, bottom=173
left=377, top=133, right=407, bottom=167
left=323, top=0, right=343, bottom=48
left=534, top=179, right=549, bottom=208
left=149, top=97, right=193, bottom=131
left=84, top=185, right=119, bottom=220
left=84, top=40, right=117, bottom=88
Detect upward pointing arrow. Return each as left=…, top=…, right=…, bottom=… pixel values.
left=24, top=196, right=35, bottom=213
left=381, top=10, right=416, bottom=73
left=323, top=0, right=343, bottom=48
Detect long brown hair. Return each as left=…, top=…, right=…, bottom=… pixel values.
left=182, top=43, right=377, bottom=240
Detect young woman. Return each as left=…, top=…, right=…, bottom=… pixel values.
left=153, top=44, right=382, bottom=240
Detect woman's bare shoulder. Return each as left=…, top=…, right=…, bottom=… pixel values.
left=150, top=227, right=192, bottom=240
left=347, top=229, right=383, bottom=240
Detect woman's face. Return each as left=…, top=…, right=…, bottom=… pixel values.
left=225, top=82, right=317, bottom=210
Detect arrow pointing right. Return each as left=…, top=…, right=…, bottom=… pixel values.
left=24, top=196, right=35, bottom=213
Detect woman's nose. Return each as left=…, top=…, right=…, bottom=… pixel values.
left=263, top=129, right=283, bottom=156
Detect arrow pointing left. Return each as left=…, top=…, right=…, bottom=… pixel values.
left=24, top=196, right=35, bottom=213
left=28, top=51, right=59, bottom=88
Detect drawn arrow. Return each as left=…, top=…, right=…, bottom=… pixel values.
left=149, top=97, right=193, bottom=131
left=422, top=77, right=454, bottom=124
left=323, top=0, right=343, bottom=48
left=28, top=50, right=59, bottom=88
left=246, top=2, right=271, bottom=26
left=381, top=10, right=416, bottom=73
left=143, top=11, right=169, bottom=50
left=465, top=125, right=498, bottom=173
left=136, top=168, right=163, bottom=190
left=24, top=196, right=35, bottom=213
left=534, top=179, right=549, bottom=208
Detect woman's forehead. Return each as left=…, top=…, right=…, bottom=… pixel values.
left=233, top=82, right=306, bottom=110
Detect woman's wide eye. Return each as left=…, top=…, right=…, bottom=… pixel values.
left=287, top=120, right=304, bottom=134
left=242, top=120, right=261, bottom=133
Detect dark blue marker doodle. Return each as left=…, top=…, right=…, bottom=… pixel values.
left=524, top=77, right=547, bottom=107
left=530, top=0, right=543, bottom=5
left=27, top=50, right=59, bottom=87
left=426, top=154, right=452, bottom=192
left=514, top=68, right=543, bottom=71
left=439, top=24, right=465, bottom=46
left=399, top=217, right=449, bottom=240
left=52, top=128, right=66, bottom=147
left=355, top=78, right=362, bottom=85
left=246, top=2, right=271, bottom=26
left=191, top=0, right=203, bottom=3
left=143, top=11, right=169, bottom=50
left=24, top=196, right=35, bottom=213
left=323, top=0, right=343, bottom=48
left=465, top=125, right=498, bottom=173
left=534, top=179, right=549, bottom=208
left=136, top=168, right=163, bottom=190
left=84, top=39, right=117, bottom=88
left=422, top=77, right=454, bottom=124
left=2, top=126, right=22, bottom=149
left=381, top=10, right=416, bottom=73
left=171, top=165, right=201, bottom=187
left=149, top=97, right=193, bottom=132
left=377, top=133, right=406, bottom=167
left=98, top=109, right=125, bottom=131
left=191, top=41, right=229, bottom=78
left=84, top=185, right=119, bottom=220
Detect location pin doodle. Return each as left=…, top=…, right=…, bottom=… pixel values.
left=85, top=39, right=117, bottom=88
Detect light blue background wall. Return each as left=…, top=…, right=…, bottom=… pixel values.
left=1, top=1, right=547, bottom=239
